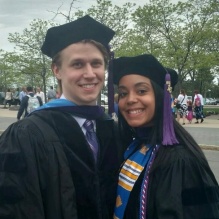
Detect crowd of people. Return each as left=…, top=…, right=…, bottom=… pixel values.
left=1, top=86, right=61, bottom=120
left=0, top=15, right=218, bottom=219
left=173, top=89, right=205, bottom=125
left=1, top=86, right=60, bottom=106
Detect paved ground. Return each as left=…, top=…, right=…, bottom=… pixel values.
left=0, top=105, right=219, bottom=182
left=204, top=150, right=219, bottom=183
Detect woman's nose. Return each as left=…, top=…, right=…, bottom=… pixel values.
left=127, top=92, right=138, bottom=104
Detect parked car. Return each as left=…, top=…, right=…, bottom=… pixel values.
left=205, top=98, right=217, bottom=105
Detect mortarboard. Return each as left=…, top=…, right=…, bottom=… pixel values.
left=112, top=54, right=178, bottom=89
left=41, top=15, right=115, bottom=58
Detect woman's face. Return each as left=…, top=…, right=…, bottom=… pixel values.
left=118, top=74, right=155, bottom=128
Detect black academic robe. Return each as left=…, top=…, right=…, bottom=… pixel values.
left=124, top=145, right=219, bottom=219
left=0, top=109, right=127, bottom=219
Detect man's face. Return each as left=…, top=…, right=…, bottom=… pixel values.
left=53, top=42, right=105, bottom=105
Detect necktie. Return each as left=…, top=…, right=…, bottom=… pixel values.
left=83, top=120, right=98, bottom=160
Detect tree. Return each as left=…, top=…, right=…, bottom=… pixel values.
left=8, top=19, right=56, bottom=100
left=0, top=51, right=22, bottom=91
left=51, top=0, right=136, bottom=52
left=129, top=0, right=218, bottom=93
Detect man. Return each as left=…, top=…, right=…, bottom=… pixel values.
left=47, top=85, right=56, bottom=102
left=19, top=86, right=27, bottom=101
left=17, top=86, right=43, bottom=120
left=193, top=89, right=204, bottom=123
left=0, top=15, right=128, bottom=219
left=35, top=87, right=45, bottom=104
left=13, top=88, right=21, bottom=105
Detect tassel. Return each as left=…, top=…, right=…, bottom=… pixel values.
left=162, top=73, right=179, bottom=145
left=107, top=47, right=115, bottom=115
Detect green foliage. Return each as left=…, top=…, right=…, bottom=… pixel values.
left=0, top=0, right=218, bottom=97
left=69, top=0, right=136, bottom=51
left=6, top=19, right=56, bottom=95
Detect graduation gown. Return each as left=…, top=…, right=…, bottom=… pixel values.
left=0, top=109, right=126, bottom=219
left=124, top=145, right=219, bottom=219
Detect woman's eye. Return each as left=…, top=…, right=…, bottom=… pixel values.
left=119, top=92, right=127, bottom=98
left=138, top=89, right=147, bottom=94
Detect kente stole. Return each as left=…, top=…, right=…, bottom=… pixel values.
left=114, top=139, right=159, bottom=219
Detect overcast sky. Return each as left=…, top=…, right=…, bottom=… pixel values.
left=0, top=0, right=183, bottom=52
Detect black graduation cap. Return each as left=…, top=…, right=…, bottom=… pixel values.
left=112, top=54, right=179, bottom=146
left=112, top=54, right=178, bottom=90
left=41, top=15, right=115, bottom=58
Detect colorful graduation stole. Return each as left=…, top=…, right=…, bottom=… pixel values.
left=114, top=139, right=154, bottom=219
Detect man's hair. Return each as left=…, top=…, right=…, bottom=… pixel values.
left=26, top=86, right=33, bottom=92
left=50, top=86, right=53, bottom=89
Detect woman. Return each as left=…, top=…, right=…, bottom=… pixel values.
left=193, top=90, right=204, bottom=123
left=3, top=88, right=12, bottom=108
left=176, top=89, right=188, bottom=125
left=112, top=54, right=219, bottom=219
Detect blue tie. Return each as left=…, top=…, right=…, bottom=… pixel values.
left=83, top=120, right=98, bottom=160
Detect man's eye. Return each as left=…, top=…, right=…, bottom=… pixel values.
left=73, top=62, right=82, bottom=68
left=92, top=61, right=102, bottom=67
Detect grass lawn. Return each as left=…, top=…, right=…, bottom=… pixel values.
left=203, top=106, right=219, bottom=115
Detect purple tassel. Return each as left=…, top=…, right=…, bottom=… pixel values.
left=162, top=73, right=179, bottom=145
left=107, top=48, right=115, bottom=115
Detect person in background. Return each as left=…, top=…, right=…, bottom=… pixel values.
left=186, top=99, right=193, bottom=124
left=170, top=94, right=176, bottom=116
left=47, top=85, right=56, bottom=102
left=35, top=87, right=45, bottom=104
left=176, top=89, right=188, bottom=125
left=193, top=89, right=204, bottom=123
left=19, top=86, right=27, bottom=102
left=17, top=86, right=43, bottom=120
left=13, top=88, right=21, bottom=105
left=165, top=68, right=178, bottom=118
left=112, top=54, right=219, bottom=219
left=114, top=93, right=119, bottom=116
left=3, top=88, right=12, bottom=108
left=0, top=15, right=128, bottom=219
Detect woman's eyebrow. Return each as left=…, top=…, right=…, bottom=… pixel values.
left=118, top=82, right=149, bottom=89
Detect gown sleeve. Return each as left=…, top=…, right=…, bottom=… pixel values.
left=0, top=117, right=78, bottom=219
left=0, top=120, right=46, bottom=218
left=148, top=146, right=219, bottom=219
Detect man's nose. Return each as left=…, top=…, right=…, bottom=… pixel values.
left=84, top=64, right=95, bottom=77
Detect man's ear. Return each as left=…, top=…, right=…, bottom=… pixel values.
left=52, top=64, right=61, bottom=80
